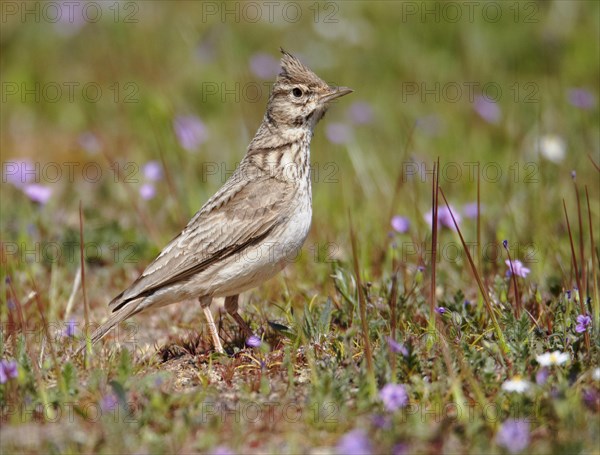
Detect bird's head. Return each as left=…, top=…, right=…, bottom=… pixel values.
left=266, top=49, right=353, bottom=130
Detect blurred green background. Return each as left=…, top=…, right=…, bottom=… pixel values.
left=0, top=1, right=598, bottom=302
left=2, top=1, right=598, bottom=292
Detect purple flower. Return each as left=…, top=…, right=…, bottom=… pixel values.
left=462, top=202, right=480, bottom=219
left=336, top=429, right=372, bottom=455
left=143, top=161, right=163, bottom=182
left=210, top=446, right=235, bottom=455
left=441, top=208, right=460, bottom=227
left=474, top=95, right=501, bottom=124
left=535, top=367, right=550, bottom=385
left=582, top=388, right=600, bottom=412
left=23, top=184, right=52, bottom=204
left=64, top=319, right=77, bottom=338
left=139, top=183, right=156, bottom=200
left=53, top=0, right=86, bottom=36
left=249, top=53, right=280, bottom=80
left=326, top=122, right=352, bottom=145
left=435, top=307, right=446, bottom=314
left=379, top=383, right=409, bottom=412
left=174, top=115, right=208, bottom=151
left=505, top=259, right=530, bottom=278
left=3, top=159, right=36, bottom=188
left=392, top=443, right=410, bottom=455
left=386, top=337, right=408, bottom=357
left=78, top=132, right=101, bottom=154
left=496, top=419, right=530, bottom=454
left=503, top=240, right=509, bottom=249
left=0, top=360, right=18, bottom=384
left=575, top=314, right=592, bottom=333
left=8, top=361, right=19, bottom=379
left=390, top=216, right=410, bottom=234
left=246, top=335, right=261, bottom=348
left=424, top=206, right=461, bottom=231
left=566, top=290, right=572, bottom=300
left=195, top=40, right=215, bottom=64
left=348, top=101, right=374, bottom=124
left=567, top=88, right=596, bottom=110
left=370, top=413, right=391, bottom=429
left=415, top=114, right=443, bottom=137
left=100, top=393, right=118, bottom=412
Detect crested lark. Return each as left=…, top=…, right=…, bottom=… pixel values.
left=85, top=50, right=352, bottom=353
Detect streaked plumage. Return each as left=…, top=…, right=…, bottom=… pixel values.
left=82, top=50, right=352, bottom=353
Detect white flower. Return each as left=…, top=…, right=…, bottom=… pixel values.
left=539, top=135, right=566, bottom=163
left=536, top=351, right=570, bottom=367
left=592, top=368, right=600, bottom=381
left=502, top=376, right=532, bottom=393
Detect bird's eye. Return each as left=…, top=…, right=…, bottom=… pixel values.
left=292, top=88, right=303, bottom=98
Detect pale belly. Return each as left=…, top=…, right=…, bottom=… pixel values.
left=194, top=200, right=312, bottom=297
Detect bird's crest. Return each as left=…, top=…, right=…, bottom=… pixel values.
left=278, top=48, right=326, bottom=87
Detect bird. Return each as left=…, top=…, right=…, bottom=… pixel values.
left=81, top=49, right=352, bottom=354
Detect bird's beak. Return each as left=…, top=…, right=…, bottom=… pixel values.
left=321, top=86, right=353, bottom=103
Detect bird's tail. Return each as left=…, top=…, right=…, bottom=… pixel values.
left=75, top=299, right=142, bottom=356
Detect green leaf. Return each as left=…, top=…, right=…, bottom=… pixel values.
left=317, top=298, right=333, bottom=338
left=109, top=380, right=127, bottom=409
left=61, top=361, right=77, bottom=394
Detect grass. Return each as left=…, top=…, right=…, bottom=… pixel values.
left=1, top=1, right=599, bottom=454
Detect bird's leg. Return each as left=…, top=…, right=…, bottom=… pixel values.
left=224, top=295, right=255, bottom=338
left=200, top=296, right=224, bottom=353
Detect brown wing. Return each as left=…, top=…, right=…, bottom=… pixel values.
left=109, top=162, right=291, bottom=311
